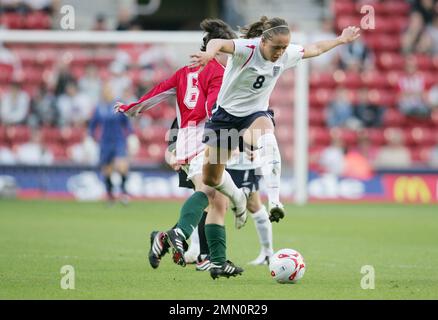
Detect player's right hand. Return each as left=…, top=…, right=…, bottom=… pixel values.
left=189, top=51, right=214, bottom=67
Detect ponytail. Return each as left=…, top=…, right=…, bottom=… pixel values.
left=240, top=16, right=290, bottom=40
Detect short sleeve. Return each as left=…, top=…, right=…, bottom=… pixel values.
left=232, top=38, right=259, bottom=66
left=284, top=44, right=305, bottom=69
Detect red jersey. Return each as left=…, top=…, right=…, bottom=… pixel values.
left=118, top=65, right=203, bottom=128
left=118, top=58, right=225, bottom=162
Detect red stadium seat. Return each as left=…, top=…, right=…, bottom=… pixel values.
left=309, top=88, right=335, bottom=108
left=382, top=1, right=411, bottom=16
left=383, top=109, right=405, bottom=127
left=24, top=11, right=52, bottom=29
left=309, top=72, right=336, bottom=89
left=363, top=128, right=385, bottom=146
left=365, top=34, right=401, bottom=52
left=406, top=127, right=435, bottom=147
left=333, top=1, right=355, bottom=16
left=41, top=126, right=61, bottom=144
left=377, top=52, right=405, bottom=71
left=333, top=70, right=362, bottom=89
left=361, top=70, right=390, bottom=89
left=309, top=127, right=330, bottom=146
left=5, top=126, right=31, bottom=144
left=0, top=64, right=14, bottom=84
left=368, top=89, right=396, bottom=108
left=2, top=13, right=25, bottom=29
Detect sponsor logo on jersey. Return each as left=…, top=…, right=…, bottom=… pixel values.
left=273, top=66, right=281, bottom=77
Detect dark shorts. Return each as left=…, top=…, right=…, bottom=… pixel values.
left=178, top=170, right=195, bottom=189
left=99, top=143, right=127, bottom=166
left=203, top=105, right=275, bottom=150
left=227, top=168, right=261, bottom=193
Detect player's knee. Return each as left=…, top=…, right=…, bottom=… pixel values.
left=203, top=174, right=221, bottom=187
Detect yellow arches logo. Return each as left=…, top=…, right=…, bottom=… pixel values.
left=394, top=177, right=432, bottom=203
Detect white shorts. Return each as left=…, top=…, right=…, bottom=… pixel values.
left=181, top=151, right=204, bottom=181
left=175, top=123, right=206, bottom=164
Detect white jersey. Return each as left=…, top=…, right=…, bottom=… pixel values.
left=217, top=38, right=304, bottom=117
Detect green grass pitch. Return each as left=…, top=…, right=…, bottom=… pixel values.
left=0, top=200, right=437, bottom=299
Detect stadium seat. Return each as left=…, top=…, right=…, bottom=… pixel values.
left=333, top=1, right=355, bottom=16
left=406, top=127, right=435, bottom=147
left=383, top=108, right=405, bottom=127
left=363, top=128, right=385, bottom=146
left=377, top=52, right=405, bottom=71
left=382, top=1, right=411, bottom=16
left=5, top=126, right=31, bottom=144
left=309, top=88, right=335, bottom=108
left=361, top=70, right=390, bottom=89
left=309, top=72, right=336, bottom=89
left=333, top=70, right=362, bottom=89
left=2, top=13, right=24, bottom=29
left=41, top=127, right=61, bottom=144
left=309, top=127, right=330, bottom=146
left=24, top=11, right=52, bottom=30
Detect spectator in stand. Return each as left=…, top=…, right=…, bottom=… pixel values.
left=319, top=131, right=346, bottom=176
left=56, top=81, right=92, bottom=127
left=15, top=129, right=54, bottom=165
left=53, top=60, right=75, bottom=96
left=374, top=128, right=412, bottom=169
left=0, top=80, right=30, bottom=126
left=28, top=83, right=58, bottom=128
left=67, top=135, right=99, bottom=165
left=107, top=61, right=132, bottom=100
left=116, top=8, right=133, bottom=31
left=338, top=37, right=374, bottom=72
left=0, top=41, right=22, bottom=79
left=343, top=146, right=373, bottom=180
left=417, top=13, right=438, bottom=54
left=22, top=0, right=57, bottom=13
left=78, top=64, right=102, bottom=107
left=0, top=145, right=16, bottom=164
left=309, top=16, right=338, bottom=72
left=353, top=88, right=385, bottom=128
left=326, top=87, right=357, bottom=128
left=402, top=0, right=437, bottom=53
left=428, top=143, right=438, bottom=167
left=397, top=56, right=430, bottom=118
left=92, top=13, right=108, bottom=31
left=427, top=81, right=438, bottom=109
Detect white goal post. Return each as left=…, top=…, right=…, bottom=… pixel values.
left=0, top=30, right=309, bottom=205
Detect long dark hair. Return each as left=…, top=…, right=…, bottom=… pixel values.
left=200, top=19, right=237, bottom=51
left=240, top=16, right=289, bottom=40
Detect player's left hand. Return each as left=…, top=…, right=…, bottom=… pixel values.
left=114, top=101, right=125, bottom=113
left=339, top=26, right=361, bottom=44
left=189, top=51, right=214, bottom=67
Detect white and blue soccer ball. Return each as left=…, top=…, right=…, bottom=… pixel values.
left=269, top=248, right=306, bottom=284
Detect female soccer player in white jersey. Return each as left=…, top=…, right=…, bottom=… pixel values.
left=191, top=17, right=360, bottom=221
left=190, top=16, right=360, bottom=276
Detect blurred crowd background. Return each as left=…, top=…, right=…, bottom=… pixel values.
left=0, top=0, right=438, bottom=179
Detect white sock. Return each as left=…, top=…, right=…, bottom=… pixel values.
left=257, top=133, right=281, bottom=205
left=251, top=206, right=273, bottom=255
left=189, top=226, right=199, bottom=248
left=214, top=170, right=246, bottom=209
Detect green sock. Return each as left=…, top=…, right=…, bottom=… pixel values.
left=176, top=191, right=209, bottom=239
left=205, top=224, right=226, bottom=266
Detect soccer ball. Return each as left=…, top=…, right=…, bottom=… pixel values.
left=269, top=248, right=306, bottom=284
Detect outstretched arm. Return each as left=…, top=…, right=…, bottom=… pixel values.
left=190, top=39, right=235, bottom=67
left=303, top=26, right=360, bottom=59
